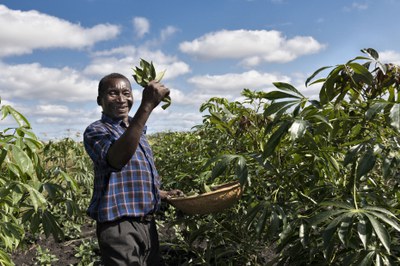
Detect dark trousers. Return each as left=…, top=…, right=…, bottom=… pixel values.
left=96, top=217, right=164, bottom=266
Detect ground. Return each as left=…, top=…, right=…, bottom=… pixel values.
left=10, top=214, right=275, bottom=265
left=10, top=218, right=187, bottom=266
left=11, top=222, right=98, bottom=266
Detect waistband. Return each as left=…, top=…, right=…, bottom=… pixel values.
left=98, top=214, right=155, bottom=225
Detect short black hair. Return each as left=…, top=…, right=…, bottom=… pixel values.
left=98, top=73, right=131, bottom=97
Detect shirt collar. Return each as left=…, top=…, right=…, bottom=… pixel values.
left=100, top=113, right=147, bottom=134
left=101, top=113, right=123, bottom=125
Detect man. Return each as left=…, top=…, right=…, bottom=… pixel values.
left=83, top=73, right=181, bottom=265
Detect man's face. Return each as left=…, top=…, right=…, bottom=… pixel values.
left=98, top=78, right=133, bottom=122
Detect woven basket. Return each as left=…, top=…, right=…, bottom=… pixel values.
left=168, top=181, right=242, bottom=215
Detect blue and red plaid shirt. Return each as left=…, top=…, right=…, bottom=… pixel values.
left=83, top=114, right=161, bottom=222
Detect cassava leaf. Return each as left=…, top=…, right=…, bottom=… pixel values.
left=389, top=103, right=400, bottom=131
left=256, top=206, right=269, bottom=236
left=357, top=215, right=368, bottom=249
left=366, top=210, right=400, bottom=232
left=42, top=210, right=64, bottom=241
left=308, top=209, right=347, bottom=226
left=264, top=91, right=301, bottom=100
left=305, top=65, right=332, bottom=87
left=338, top=216, right=353, bottom=245
left=361, top=48, right=379, bottom=60
left=356, top=149, right=376, bottom=179
left=263, top=121, right=291, bottom=157
left=133, top=59, right=171, bottom=109
left=273, top=82, right=304, bottom=97
left=348, top=63, right=373, bottom=85
left=288, top=119, right=307, bottom=141
left=365, top=213, right=391, bottom=254
left=263, top=100, right=297, bottom=117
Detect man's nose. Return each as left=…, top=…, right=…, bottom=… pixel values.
left=116, top=94, right=125, bottom=102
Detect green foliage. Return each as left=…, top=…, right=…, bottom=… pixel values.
left=153, top=98, right=273, bottom=264
left=153, top=48, right=400, bottom=265
left=74, top=239, right=101, bottom=266
left=150, top=129, right=246, bottom=194
left=0, top=102, right=94, bottom=265
left=34, top=246, right=58, bottom=266
left=185, top=48, right=400, bottom=265
left=0, top=248, right=14, bottom=266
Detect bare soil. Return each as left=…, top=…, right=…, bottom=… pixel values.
left=10, top=215, right=275, bottom=265
left=11, top=222, right=99, bottom=266
left=10, top=218, right=186, bottom=266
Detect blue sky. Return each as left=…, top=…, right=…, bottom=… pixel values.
left=1, top=0, right=400, bottom=140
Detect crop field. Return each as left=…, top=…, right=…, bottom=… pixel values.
left=1, top=49, right=400, bottom=265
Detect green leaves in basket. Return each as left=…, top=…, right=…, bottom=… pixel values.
left=185, top=191, right=199, bottom=197
left=179, top=183, right=212, bottom=198
left=132, top=58, right=171, bottom=110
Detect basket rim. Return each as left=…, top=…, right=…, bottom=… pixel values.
left=168, top=181, right=241, bottom=202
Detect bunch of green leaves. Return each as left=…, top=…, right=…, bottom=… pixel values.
left=34, top=246, right=58, bottom=266
left=74, top=239, right=101, bottom=266
left=132, top=59, right=171, bottom=109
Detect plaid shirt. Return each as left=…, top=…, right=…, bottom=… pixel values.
left=83, top=114, right=161, bottom=222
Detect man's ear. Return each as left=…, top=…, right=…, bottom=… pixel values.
left=97, top=96, right=101, bottom=106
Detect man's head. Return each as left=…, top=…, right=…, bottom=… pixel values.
left=97, top=73, right=133, bottom=122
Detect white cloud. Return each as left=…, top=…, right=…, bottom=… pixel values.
left=344, top=2, right=368, bottom=11
left=36, top=117, right=64, bottom=124
left=168, top=88, right=186, bottom=104
left=179, top=29, right=325, bottom=65
left=0, top=62, right=98, bottom=102
left=146, top=109, right=203, bottom=133
left=183, top=70, right=291, bottom=106
left=160, top=26, right=179, bottom=41
left=34, top=104, right=73, bottom=116
left=352, top=3, right=368, bottom=10
left=84, top=46, right=191, bottom=79
left=0, top=5, right=120, bottom=57
left=188, top=70, right=290, bottom=92
left=133, top=17, right=150, bottom=39
left=379, top=50, right=400, bottom=65
left=91, top=46, right=138, bottom=57
left=34, top=108, right=98, bottom=139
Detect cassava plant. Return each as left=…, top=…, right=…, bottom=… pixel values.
left=0, top=100, right=87, bottom=266
left=195, top=48, right=400, bottom=265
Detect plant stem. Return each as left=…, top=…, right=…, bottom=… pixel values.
left=353, top=162, right=358, bottom=210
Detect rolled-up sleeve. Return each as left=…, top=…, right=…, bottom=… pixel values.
left=84, top=123, right=116, bottom=172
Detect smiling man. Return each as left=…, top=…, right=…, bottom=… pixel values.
left=83, top=73, right=181, bottom=266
